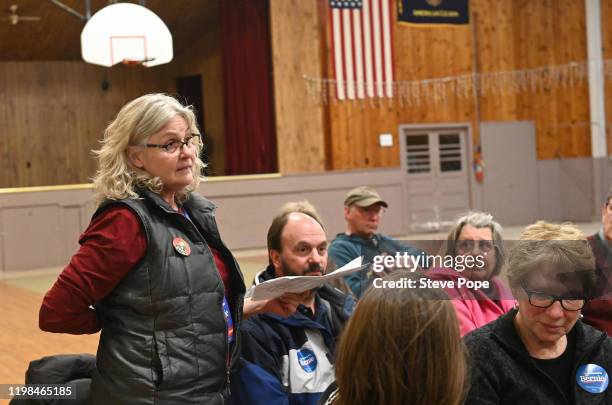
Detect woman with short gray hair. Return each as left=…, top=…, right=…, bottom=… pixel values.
left=445, top=211, right=506, bottom=279
left=429, top=211, right=514, bottom=335
left=465, top=221, right=612, bottom=404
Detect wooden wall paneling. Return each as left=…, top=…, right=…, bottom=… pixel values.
left=561, top=0, right=587, bottom=158
left=10, top=63, right=42, bottom=186
left=429, top=22, right=471, bottom=122
left=0, top=64, right=9, bottom=188
left=359, top=103, right=397, bottom=168
left=337, top=106, right=359, bottom=169
left=328, top=103, right=398, bottom=170
left=353, top=2, right=400, bottom=168
left=329, top=1, right=400, bottom=171
left=530, top=0, right=559, bottom=159
left=323, top=1, right=342, bottom=170
left=467, top=0, right=488, bottom=124
left=328, top=101, right=349, bottom=169
left=608, top=9, right=612, bottom=157
left=394, top=3, right=475, bottom=127
left=535, top=0, right=589, bottom=159
left=170, top=20, right=226, bottom=176
left=523, top=0, right=547, bottom=158
left=269, top=0, right=326, bottom=174
left=472, top=0, right=589, bottom=160
left=0, top=61, right=175, bottom=188
left=199, top=34, right=226, bottom=177
left=202, top=48, right=226, bottom=176
left=1, top=65, right=15, bottom=186
left=1, top=1, right=599, bottom=185
left=371, top=104, right=400, bottom=167
left=472, top=0, right=515, bottom=121
left=161, top=0, right=593, bottom=170
left=556, top=0, right=590, bottom=158
left=326, top=1, right=476, bottom=172
left=317, top=0, right=334, bottom=171
left=497, top=0, right=531, bottom=123
left=499, top=0, right=519, bottom=119
left=525, top=0, right=548, bottom=158
left=549, top=0, right=588, bottom=159
left=601, top=0, right=612, bottom=155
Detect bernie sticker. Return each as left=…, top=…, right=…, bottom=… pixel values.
left=222, top=297, right=234, bottom=343
left=576, top=364, right=609, bottom=394
left=172, top=237, right=191, bottom=256
left=296, top=349, right=318, bottom=373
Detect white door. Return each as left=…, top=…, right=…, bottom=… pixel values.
left=400, top=128, right=471, bottom=232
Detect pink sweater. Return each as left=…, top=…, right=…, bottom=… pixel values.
left=427, top=267, right=515, bottom=336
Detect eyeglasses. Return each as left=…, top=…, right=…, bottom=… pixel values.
left=145, top=134, right=200, bottom=154
left=521, top=284, right=586, bottom=311
left=456, top=239, right=494, bottom=253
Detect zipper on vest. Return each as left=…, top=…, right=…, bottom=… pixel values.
left=209, top=248, right=231, bottom=394
left=173, top=212, right=232, bottom=393
left=221, top=293, right=230, bottom=393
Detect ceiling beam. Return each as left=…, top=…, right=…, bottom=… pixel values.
left=47, top=0, right=86, bottom=21
left=85, top=0, right=91, bottom=20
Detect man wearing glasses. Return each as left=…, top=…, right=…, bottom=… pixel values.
left=582, top=190, right=612, bottom=335
left=328, top=186, right=423, bottom=298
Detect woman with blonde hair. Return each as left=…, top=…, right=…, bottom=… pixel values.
left=39, top=94, right=302, bottom=404
left=319, top=271, right=468, bottom=405
left=465, top=221, right=612, bottom=404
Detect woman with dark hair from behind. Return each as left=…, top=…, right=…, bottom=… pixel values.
left=319, top=272, right=468, bottom=405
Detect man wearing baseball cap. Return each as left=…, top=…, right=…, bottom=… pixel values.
left=329, top=186, right=424, bottom=298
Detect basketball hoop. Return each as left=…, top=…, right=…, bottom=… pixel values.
left=121, top=59, right=143, bottom=67
left=121, top=57, right=155, bottom=67
left=81, top=3, right=172, bottom=67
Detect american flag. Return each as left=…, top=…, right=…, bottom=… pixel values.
left=329, top=0, right=394, bottom=100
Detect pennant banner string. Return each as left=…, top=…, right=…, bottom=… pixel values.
left=303, top=59, right=612, bottom=106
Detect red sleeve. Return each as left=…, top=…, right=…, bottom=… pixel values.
left=39, top=206, right=147, bottom=334
left=209, top=246, right=232, bottom=298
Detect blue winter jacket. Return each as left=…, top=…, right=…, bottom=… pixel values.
left=328, top=232, right=425, bottom=298
left=229, top=265, right=355, bottom=405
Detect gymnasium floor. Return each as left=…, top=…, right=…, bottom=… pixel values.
left=0, top=222, right=600, bottom=404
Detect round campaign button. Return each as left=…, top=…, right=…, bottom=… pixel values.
left=172, top=237, right=191, bottom=256
left=576, top=364, right=609, bottom=394
left=296, top=349, right=318, bottom=373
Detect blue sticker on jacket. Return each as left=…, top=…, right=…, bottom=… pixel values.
left=576, top=364, right=609, bottom=393
left=296, top=349, right=317, bottom=373
left=222, top=297, right=234, bottom=343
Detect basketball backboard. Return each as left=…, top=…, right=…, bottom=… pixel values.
left=81, top=3, right=173, bottom=67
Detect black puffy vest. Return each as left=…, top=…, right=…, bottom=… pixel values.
left=88, top=190, right=245, bottom=405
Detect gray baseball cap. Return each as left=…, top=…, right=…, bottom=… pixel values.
left=344, top=186, right=388, bottom=208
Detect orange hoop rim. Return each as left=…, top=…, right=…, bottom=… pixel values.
left=121, top=58, right=145, bottom=66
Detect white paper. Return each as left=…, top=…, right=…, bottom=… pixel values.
left=250, top=257, right=366, bottom=301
